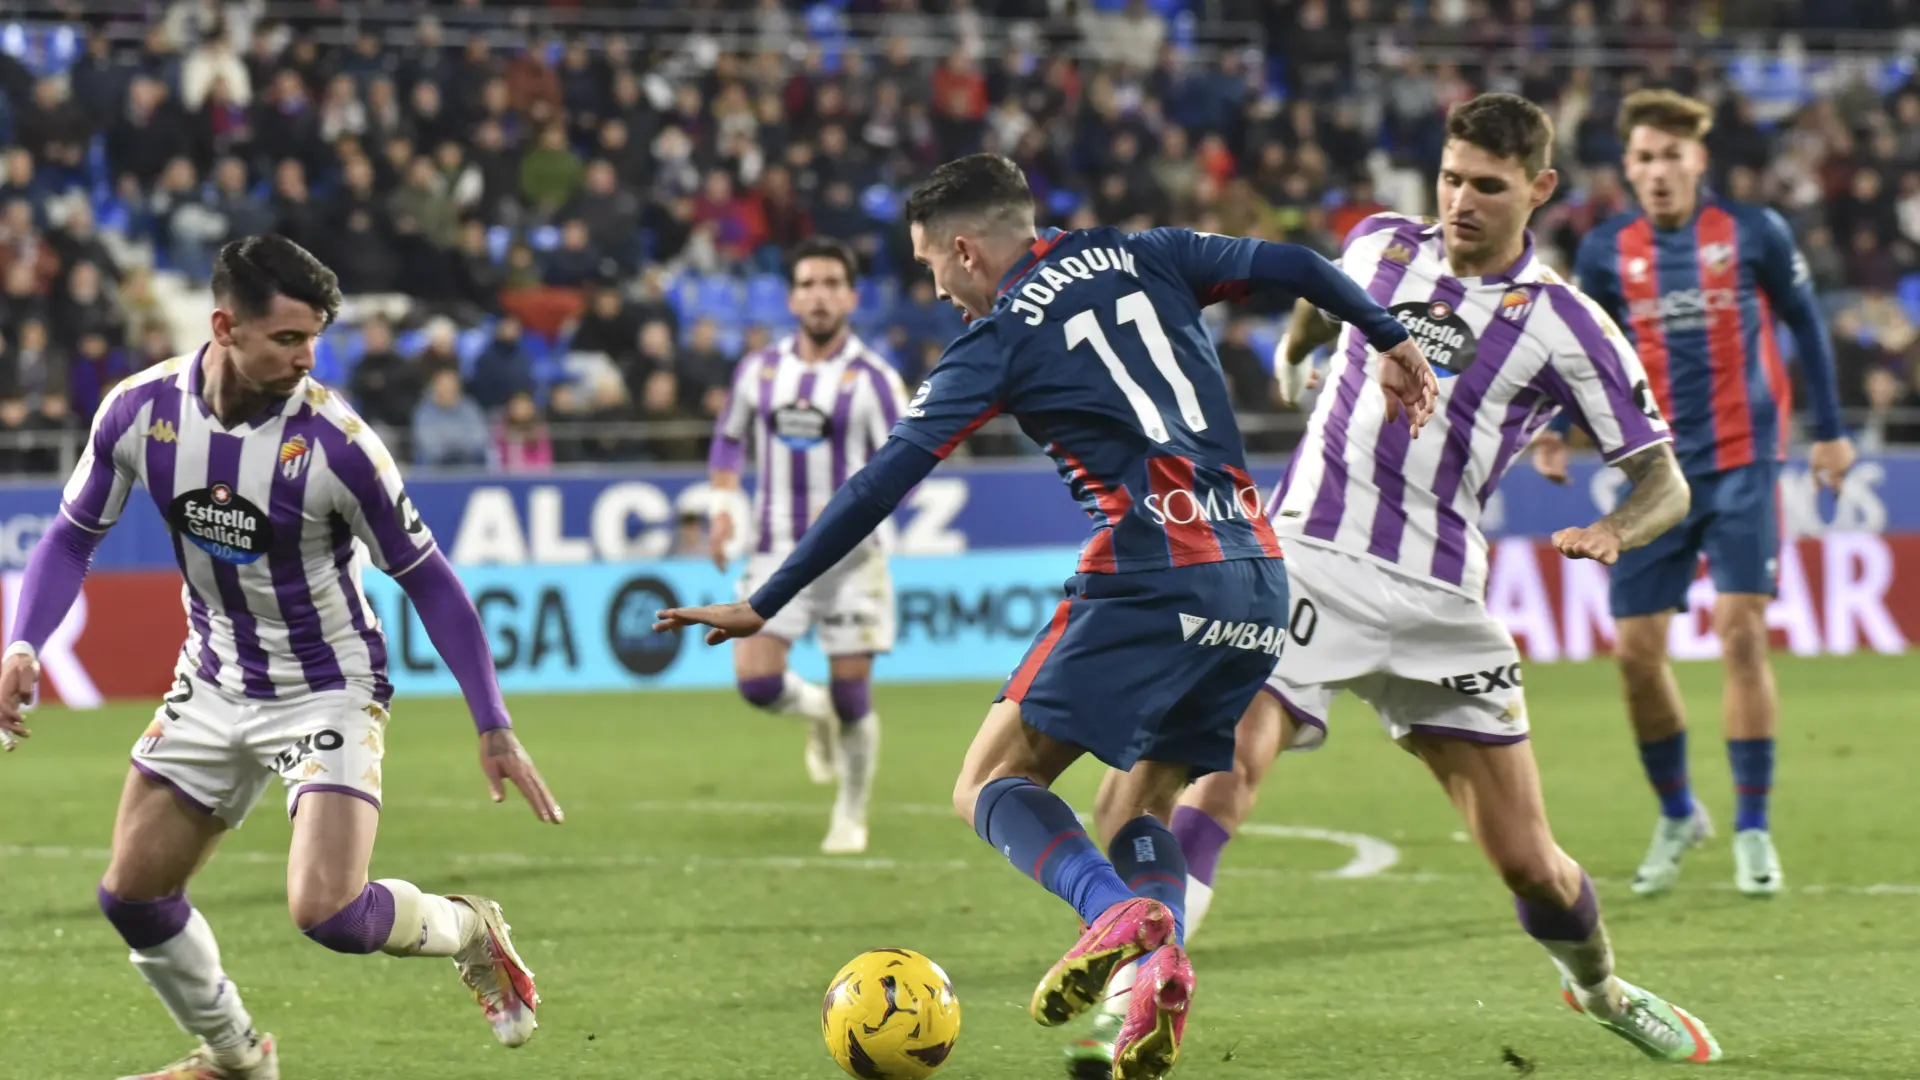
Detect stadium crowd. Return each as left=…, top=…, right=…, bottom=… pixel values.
left=2, top=0, right=1920, bottom=473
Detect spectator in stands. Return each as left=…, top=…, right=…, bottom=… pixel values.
left=269, top=157, right=325, bottom=256
left=182, top=18, right=250, bottom=111
left=494, top=390, right=553, bottom=474
left=51, top=261, right=124, bottom=354
left=388, top=155, right=461, bottom=252
left=0, top=388, right=31, bottom=474
left=135, top=321, right=175, bottom=371
left=204, top=157, right=274, bottom=246
left=467, top=316, right=534, bottom=412
left=1, top=262, right=48, bottom=339
left=68, top=330, right=132, bottom=422
left=1861, top=361, right=1920, bottom=451
left=412, top=366, right=489, bottom=468
left=576, top=370, right=638, bottom=461
left=571, top=282, right=641, bottom=368
left=348, top=316, right=420, bottom=433
left=18, top=78, right=89, bottom=176
left=542, top=218, right=602, bottom=287
left=0, top=199, right=60, bottom=294
left=521, top=122, right=585, bottom=219
left=453, top=218, right=507, bottom=313
left=9, top=319, right=62, bottom=403
left=108, top=77, right=192, bottom=190
left=116, top=266, right=167, bottom=351
left=410, top=317, right=462, bottom=376
left=676, top=317, right=731, bottom=416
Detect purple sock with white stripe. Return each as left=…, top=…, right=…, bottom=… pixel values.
left=303, top=883, right=397, bottom=954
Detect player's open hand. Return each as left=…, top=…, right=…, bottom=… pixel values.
left=709, top=511, right=734, bottom=573
left=1552, top=522, right=1624, bottom=565
left=653, top=600, right=767, bottom=645
left=1377, top=338, right=1440, bottom=437
left=479, top=728, right=564, bottom=824
left=1809, top=437, right=1855, bottom=493
left=0, top=650, right=41, bottom=751
left=1531, top=429, right=1570, bottom=485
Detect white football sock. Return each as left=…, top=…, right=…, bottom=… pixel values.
left=779, top=672, right=833, bottom=721
left=1184, top=876, right=1215, bottom=942
left=377, top=878, right=478, bottom=957
left=1540, top=926, right=1623, bottom=1016
left=833, top=713, right=879, bottom=818
left=1099, top=957, right=1139, bottom=1017
left=128, top=909, right=260, bottom=1065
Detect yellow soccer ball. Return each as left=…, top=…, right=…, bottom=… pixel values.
left=821, top=948, right=962, bottom=1079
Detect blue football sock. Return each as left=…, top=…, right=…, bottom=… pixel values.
left=974, top=778, right=1135, bottom=926
left=1107, top=815, right=1187, bottom=946
left=1727, top=738, right=1774, bottom=832
left=1636, top=731, right=1695, bottom=821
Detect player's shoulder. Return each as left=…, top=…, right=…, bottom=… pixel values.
left=95, top=352, right=187, bottom=435
left=846, top=341, right=905, bottom=386
left=1711, top=196, right=1793, bottom=243
left=299, top=379, right=395, bottom=470
left=1342, top=211, right=1429, bottom=251
left=1526, top=278, right=1628, bottom=351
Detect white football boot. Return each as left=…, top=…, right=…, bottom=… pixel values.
left=116, top=1034, right=278, bottom=1079
left=1732, top=829, right=1783, bottom=897
left=1631, top=803, right=1713, bottom=897
left=447, top=895, right=540, bottom=1047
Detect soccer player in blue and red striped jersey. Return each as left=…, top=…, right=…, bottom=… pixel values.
left=1536, top=89, right=1854, bottom=899
left=658, top=153, right=1436, bottom=1080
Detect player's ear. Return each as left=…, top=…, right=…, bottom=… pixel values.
left=209, top=307, right=236, bottom=348
left=1531, top=167, right=1559, bottom=210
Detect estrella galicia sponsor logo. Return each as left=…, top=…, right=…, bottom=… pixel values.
left=1388, top=299, right=1478, bottom=376
left=1437, top=664, right=1523, bottom=695
left=1185, top=617, right=1286, bottom=657
left=773, top=399, right=832, bottom=451
left=170, top=484, right=275, bottom=564
left=606, top=575, right=683, bottom=676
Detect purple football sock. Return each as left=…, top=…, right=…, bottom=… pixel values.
left=302, top=882, right=397, bottom=955
left=98, top=885, right=193, bottom=949
left=1169, top=806, right=1230, bottom=887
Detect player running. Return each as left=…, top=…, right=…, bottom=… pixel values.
left=0, top=237, right=560, bottom=1080
left=1533, top=89, right=1852, bottom=898
left=656, top=153, right=1435, bottom=1080
left=707, top=235, right=908, bottom=855
left=1069, top=94, right=1724, bottom=1073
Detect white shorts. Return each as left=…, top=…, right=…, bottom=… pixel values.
left=739, top=544, right=896, bottom=656
left=1265, top=539, right=1529, bottom=750
left=130, top=671, right=390, bottom=827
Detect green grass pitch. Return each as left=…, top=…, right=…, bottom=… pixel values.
left=2, top=653, right=1917, bottom=1079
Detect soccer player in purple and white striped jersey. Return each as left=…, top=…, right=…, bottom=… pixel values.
left=0, top=237, right=559, bottom=1079
left=706, top=236, right=908, bottom=855
left=1101, top=96, right=1729, bottom=1065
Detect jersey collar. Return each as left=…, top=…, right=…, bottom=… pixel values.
left=996, top=227, right=1066, bottom=298
left=1437, top=225, right=1542, bottom=287
left=187, top=343, right=308, bottom=432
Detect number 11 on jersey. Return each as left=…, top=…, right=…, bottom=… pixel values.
left=1064, top=290, right=1209, bottom=443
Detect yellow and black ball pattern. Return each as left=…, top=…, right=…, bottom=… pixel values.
left=821, top=948, right=962, bottom=1080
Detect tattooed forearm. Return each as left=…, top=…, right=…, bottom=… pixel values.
left=1282, top=297, right=1343, bottom=367
left=1600, top=443, right=1689, bottom=550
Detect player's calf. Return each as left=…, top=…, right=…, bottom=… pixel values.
left=99, top=886, right=267, bottom=1075
left=823, top=677, right=878, bottom=854
left=739, top=671, right=838, bottom=784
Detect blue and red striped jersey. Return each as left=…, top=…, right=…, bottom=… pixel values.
left=890, top=226, right=1288, bottom=573
left=1573, top=195, right=1844, bottom=477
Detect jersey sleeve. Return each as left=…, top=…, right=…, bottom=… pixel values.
left=1750, top=207, right=1845, bottom=441
left=889, top=322, right=1010, bottom=460
left=861, top=358, right=908, bottom=452
left=1126, top=226, right=1259, bottom=307
left=708, top=353, right=759, bottom=473
left=59, top=380, right=144, bottom=533
left=1540, top=286, right=1672, bottom=464
left=322, top=417, right=438, bottom=575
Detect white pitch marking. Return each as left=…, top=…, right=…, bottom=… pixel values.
left=1237, top=823, right=1402, bottom=879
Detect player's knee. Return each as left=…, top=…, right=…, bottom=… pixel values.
left=97, top=882, right=193, bottom=949
left=1715, top=606, right=1769, bottom=672
left=1495, top=852, right=1565, bottom=903
left=289, top=881, right=371, bottom=937
left=951, top=777, right=982, bottom=828
left=830, top=678, right=870, bottom=725
left=1614, top=631, right=1669, bottom=684
left=737, top=673, right=785, bottom=708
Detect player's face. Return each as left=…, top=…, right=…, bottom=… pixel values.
left=788, top=255, right=856, bottom=343
left=1623, top=125, right=1707, bottom=224
left=1436, top=139, right=1556, bottom=270
left=211, top=292, right=326, bottom=398
left=911, top=222, right=994, bottom=321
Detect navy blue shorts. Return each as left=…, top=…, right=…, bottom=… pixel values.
left=1611, top=461, right=1781, bottom=618
left=1000, top=558, right=1290, bottom=778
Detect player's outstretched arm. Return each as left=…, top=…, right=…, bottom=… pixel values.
left=658, top=436, right=939, bottom=644
left=1276, top=298, right=1340, bottom=407
left=0, top=515, right=106, bottom=749
left=1552, top=443, right=1689, bottom=565
left=392, top=549, right=563, bottom=824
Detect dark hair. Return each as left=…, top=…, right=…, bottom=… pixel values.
left=1617, top=88, right=1713, bottom=143
left=210, top=235, right=342, bottom=325
left=904, top=153, right=1035, bottom=233
left=788, top=235, right=859, bottom=287
left=1445, top=93, right=1556, bottom=177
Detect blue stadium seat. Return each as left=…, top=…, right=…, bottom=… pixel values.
left=745, top=273, right=789, bottom=324
left=715, top=325, right=745, bottom=357
left=0, top=25, right=26, bottom=60
left=1898, top=274, right=1920, bottom=327
left=860, top=184, right=900, bottom=222
left=693, top=274, right=744, bottom=321
left=486, top=225, right=512, bottom=264
left=44, top=24, right=77, bottom=70
left=1249, top=329, right=1280, bottom=370
left=456, top=326, right=492, bottom=371
left=1047, top=189, right=1081, bottom=217
left=856, top=276, right=896, bottom=313
left=310, top=336, right=343, bottom=386
left=394, top=328, right=429, bottom=356
left=528, top=225, right=560, bottom=252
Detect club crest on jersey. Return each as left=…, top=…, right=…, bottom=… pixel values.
left=278, top=434, right=311, bottom=480
left=1388, top=300, right=1479, bottom=377
left=1625, top=256, right=1651, bottom=283
left=1699, top=241, right=1736, bottom=275
left=170, top=483, right=275, bottom=565
left=1499, top=290, right=1534, bottom=322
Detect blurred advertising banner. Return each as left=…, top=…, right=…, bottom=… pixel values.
left=2, top=450, right=1917, bottom=571
left=21, top=534, right=1917, bottom=707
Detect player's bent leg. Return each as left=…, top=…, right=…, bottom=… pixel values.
left=102, top=769, right=277, bottom=1080
left=734, top=634, right=837, bottom=784
left=1409, top=733, right=1721, bottom=1063
left=1714, top=593, right=1782, bottom=897
left=822, top=653, right=878, bottom=854
left=286, top=790, right=539, bottom=1048
left=1615, top=613, right=1712, bottom=897
left=952, top=701, right=1173, bottom=1028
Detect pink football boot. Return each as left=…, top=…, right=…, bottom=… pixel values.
left=1112, top=946, right=1194, bottom=1080
left=1030, top=898, right=1174, bottom=1027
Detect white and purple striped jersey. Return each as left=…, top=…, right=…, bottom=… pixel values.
left=1272, top=214, right=1672, bottom=597
left=708, top=333, right=909, bottom=555
left=60, top=348, right=433, bottom=704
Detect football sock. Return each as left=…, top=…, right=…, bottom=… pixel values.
left=1108, top=815, right=1188, bottom=946
left=829, top=678, right=870, bottom=725
left=1515, top=871, right=1618, bottom=1012
left=1636, top=731, right=1695, bottom=820
left=833, top=714, right=879, bottom=820
left=737, top=671, right=831, bottom=719
left=99, top=886, right=261, bottom=1064
left=376, top=879, right=479, bottom=957
left=303, top=882, right=396, bottom=954
left=974, top=777, right=1134, bottom=925
left=1169, top=806, right=1229, bottom=888
left=1728, top=738, right=1774, bottom=832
